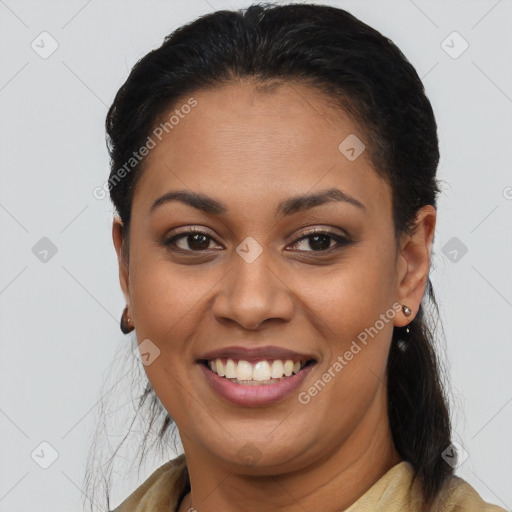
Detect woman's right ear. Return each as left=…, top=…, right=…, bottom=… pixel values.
left=112, top=217, right=130, bottom=303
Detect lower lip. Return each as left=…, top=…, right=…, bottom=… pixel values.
left=198, top=363, right=315, bottom=407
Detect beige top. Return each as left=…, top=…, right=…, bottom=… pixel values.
left=113, top=454, right=506, bottom=512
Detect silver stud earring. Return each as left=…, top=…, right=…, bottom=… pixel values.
left=396, top=305, right=414, bottom=351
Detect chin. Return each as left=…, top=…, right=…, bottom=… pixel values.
left=207, top=434, right=310, bottom=473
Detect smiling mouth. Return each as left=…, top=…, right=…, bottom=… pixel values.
left=199, top=358, right=316, bottom=386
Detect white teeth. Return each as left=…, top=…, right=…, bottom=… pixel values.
left=225, top=358, right=237, bottom=378
left=209, top=357, right=308, bottom=383
left=236, top=360, right=253, bottom=381
left=253, top=361, right=271, bottom=381
left=270, top=360, right=284, bottom=379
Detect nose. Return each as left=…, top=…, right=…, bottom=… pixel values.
left=211, top=251, right=294, bottom=330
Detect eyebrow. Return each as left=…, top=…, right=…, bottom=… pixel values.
left=150, top=187, right=366, bottom=217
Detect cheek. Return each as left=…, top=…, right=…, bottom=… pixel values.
left=129, top=246, right=208, bottom=338
left=296, top=245, right=396, bottom=334
left=297, top=246, right=396, bottom=399
left=127, top=257, right=207, bottom=408
left=127, top=255, right=204, bottom=422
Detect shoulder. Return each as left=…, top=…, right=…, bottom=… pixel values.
left=345, top=460, right=506, bottom=512
left=111, top=454, right=189, bottom=512
left=433, top=474, right=507, bottom=512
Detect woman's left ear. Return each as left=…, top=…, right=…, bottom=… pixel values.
left=394, top=205, right=437, bottom=328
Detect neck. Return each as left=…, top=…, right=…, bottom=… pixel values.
left=178, top=385, right=402, bottom=512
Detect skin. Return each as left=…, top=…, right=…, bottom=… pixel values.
left=112, top=80, right=436, bottom=512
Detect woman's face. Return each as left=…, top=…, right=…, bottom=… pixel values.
left=113, top=81, right=434, bottom=473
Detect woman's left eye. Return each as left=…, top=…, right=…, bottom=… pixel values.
left=162, top=229, right=351, bottom=253
left=289, top=231, right=351, bottom=252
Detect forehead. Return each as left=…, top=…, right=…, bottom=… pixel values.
left=132, top=80, right=391, bottom=220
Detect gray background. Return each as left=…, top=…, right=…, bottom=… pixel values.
left=0, top=0, right=511, bottom=510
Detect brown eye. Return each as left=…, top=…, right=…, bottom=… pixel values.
left=183, top=233, right=212, bottom=250
left=303, top=234, right=333, bottom=251
left=164, top=231, right=217, bottom=251
left=290, top=230, right=351, bottom=252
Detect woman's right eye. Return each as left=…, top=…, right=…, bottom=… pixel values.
left=163, top=231, right=220, bottom=252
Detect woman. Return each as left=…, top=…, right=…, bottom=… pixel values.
left=90, top=3, right=505, bottom=511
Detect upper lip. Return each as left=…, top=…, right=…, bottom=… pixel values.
left=197, top=345, right=316, bottom=363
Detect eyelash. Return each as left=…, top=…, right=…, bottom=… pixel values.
left=162, top=227, right=352, bottom=254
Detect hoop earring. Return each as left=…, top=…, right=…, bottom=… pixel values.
left=120, top=306, right=134, bottom=334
